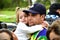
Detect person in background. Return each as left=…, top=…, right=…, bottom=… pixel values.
left=48, top=3, right=60, bottom=17
left=0, top=29, right=13, bottom=40
left=46, top=19, right=60, bottom=40
left=0, top=29, right=18, bottom=40
left=45, top=3, right=60, bottom=24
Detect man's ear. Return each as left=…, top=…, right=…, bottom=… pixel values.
left=41, top=15, right=45, bottom=18
left=56, top=9, right=60, bottom=14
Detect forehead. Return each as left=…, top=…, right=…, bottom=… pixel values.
left=19, top=11, right=24, bottom=14
left=19, top=11, right=28, bottom=16
left=0, top=32, right=10, bottom=40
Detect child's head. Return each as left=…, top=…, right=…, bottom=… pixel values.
left=16, top=7, right=28, bottom=24
left=46, top=19, right=60, bottom=40
left=19, top=11, right=28, bottom=24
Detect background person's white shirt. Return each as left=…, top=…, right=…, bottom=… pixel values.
left=14, top=22, right=43, bottom=40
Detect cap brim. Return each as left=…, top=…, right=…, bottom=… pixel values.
left=23, top=10, right=38, bottom=14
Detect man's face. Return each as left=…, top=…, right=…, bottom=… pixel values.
left=0, top=32, right=11, bottom=40
left=49, top=31, right=60, bottom=40
left=28, top=13, right=45, bottom=26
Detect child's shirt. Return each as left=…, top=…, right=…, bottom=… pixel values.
left=14, top=22, right=43, bottom=40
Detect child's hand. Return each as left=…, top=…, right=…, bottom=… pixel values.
left=41, top=21, right=49, bottom=28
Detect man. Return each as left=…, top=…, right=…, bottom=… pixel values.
left=23, top=3, right=47, bottom=40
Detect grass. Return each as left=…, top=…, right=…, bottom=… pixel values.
left=0, top=10, right=16, bottom=23
left=0, top=10, right=15, bottom=15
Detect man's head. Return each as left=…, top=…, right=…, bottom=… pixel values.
left=23, top=3, right=46, bottom=26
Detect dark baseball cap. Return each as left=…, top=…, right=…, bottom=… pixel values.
left=23, top=3, right=46, bottom=15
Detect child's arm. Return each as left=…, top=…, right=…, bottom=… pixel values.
left=15, top=22, right=43, bottom=34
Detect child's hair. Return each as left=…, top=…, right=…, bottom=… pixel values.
left=16, top=7, right=20, bottom=12
left=16, top=7, right=20, bottom=24
left=15, top=7, right=28, bottom=24
left=46, top=19, right=60, bottom=40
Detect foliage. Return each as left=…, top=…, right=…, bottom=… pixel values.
left=36, top=0, right=51, bottom=9
left=0, top=11, right=16, bottom=22
left=0, top=0, right=28, bottom=10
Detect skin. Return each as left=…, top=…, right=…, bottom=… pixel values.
left=27, top=13, right=45, bottom=26
left=18, top=11, right=28, bottom=24
left=0, top=32, right=11, bottom=40
left=12, top=32, right=18, bottom=40
left=56, top=9, right=60, bottom=14
left=49, top=31, right=60, bottom=40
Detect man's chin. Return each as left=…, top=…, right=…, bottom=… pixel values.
left=29, top=23, right=35, bottom=26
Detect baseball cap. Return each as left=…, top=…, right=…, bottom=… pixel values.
left=23, top=3, right=46, bottom=15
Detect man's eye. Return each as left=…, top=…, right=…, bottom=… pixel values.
left=24, top=15, right=28, bottom=17
left=32, top=14, right=36, bottom=16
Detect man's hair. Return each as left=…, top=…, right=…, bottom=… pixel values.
left=0, top=29, right=13, bottom=40
left=46, top=19, right=60, bottom=40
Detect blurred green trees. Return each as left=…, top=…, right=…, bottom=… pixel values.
left=0, top=0, right=28, bottom=10
left=0, top=0, right=60, bottom=10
